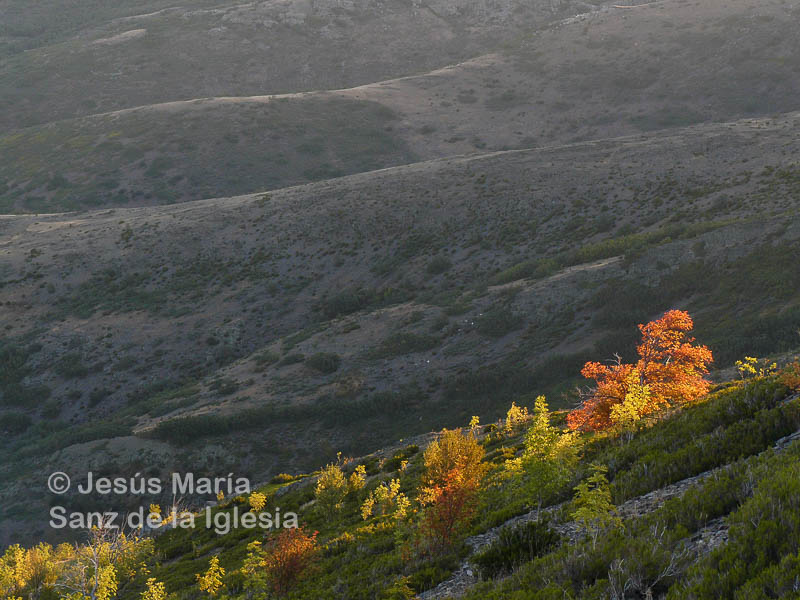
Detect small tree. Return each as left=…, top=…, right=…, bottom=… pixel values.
left=348, top=465, right=367, bottom=494
left=196, top=556, right=225, bottom=597
left=570, top=465, right=621, bottom=549
left=516, top=396, right=579, bottom=507
left=609, top=369, right=652, bottom=435
left=418, top=429, right=488, bottom=554
left=242, top=528, right=318, bottom=597
left=569, top=310, right=713, bottom=431
left=56, top=523, right=153, bottom=600
left=361, top=479, right=408, bottom=521
left=314, top=463, right=348, bottom=519
left=504, top=402, right=529, bottom=434
left=141, top=578, right=166, bottom=600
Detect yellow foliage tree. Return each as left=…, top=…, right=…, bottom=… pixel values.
left=249, top=492, right=267, bottom=513
left=196, top=556, right=225, bottom=597
left=315, top=463, right=348, bottom=519
left=609, top=369, right=652, bottom=432
left=348, top=465, right=367, bottom=494
left=141, top=578, right=166, bottom=600
left=360, top=479, right=408, bottom=521
left=504, top=402, right=529, bottom=434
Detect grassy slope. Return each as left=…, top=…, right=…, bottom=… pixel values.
left=124, top=374, right=800, bottom=599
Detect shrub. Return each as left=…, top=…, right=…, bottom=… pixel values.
left=279, top=353, right=305, bottom=366
left=305, top=353, right=341, bottom=374
left=780, top=360, right=800, bottom=391
left=271, top=473, right=297, bottom=484
left=54, top=353, right=88, bottom=378
left=476, top=308, right=524, bottom=338
left=242, top=529, right=319, bottom=597
left=371, top=332, right=439, bottom=358
left=426, top=256, right=452, bottom=275
left=0, top=412, right=32, bottom=434
left=472, top=519, right=561, bottom=579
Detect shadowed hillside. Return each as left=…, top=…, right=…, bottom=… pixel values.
left=2, top=113, right=799, bottom=545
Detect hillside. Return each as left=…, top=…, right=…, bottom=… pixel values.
left=0, top=0, right=589, bottom=129
left=3, top=368, right=800, bottom=599
left=2, top=113, right=800, bottom=546
left=4, top=0, right=800, bottom=212
left=3, top=0, right=800, bottom=595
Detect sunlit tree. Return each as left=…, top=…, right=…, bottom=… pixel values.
left=196, top=556, right=225, bottom=597
left=568, top=310, right=713, bottom=431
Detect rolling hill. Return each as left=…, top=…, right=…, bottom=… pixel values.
left=2, top=111, right=800, bottom=546
left=3, top=0, right=800, bottom=212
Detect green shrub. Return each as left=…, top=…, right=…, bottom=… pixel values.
left=279, top=353, right=305, bottom=366
left=472, top=519, right=561, bottom=579
left=371, top=332, right=439, bottom=358
left=426, top=256, right=453, bottom=275
left=306, top=352, right=342, bottom=374
left=0, top=412, right=32, bottom=434
left=54, top=353, right=88, bottom=378
left=476, top=308, right=524, bottom=337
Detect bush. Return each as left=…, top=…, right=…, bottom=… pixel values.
left=271, top=473, right=297, bottom=484
left=54, top=353, right=88, bottom=378
left=0, top=412, right=32, bottom=434
left=476, top=308, right=524, bottom=338
left=371, top=332, right=439, bottom=358
left=305, top=353, right=341, bottom=374
left=472, top=519, right=561, bottom=579
left=279, top=353, right=305, bottom=366
left=426, top=256, right=453, bottom=275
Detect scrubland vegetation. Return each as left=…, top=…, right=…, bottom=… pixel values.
left=3, top=310, right=799, bottom=599
left=3, top=0, right=800, bottom=595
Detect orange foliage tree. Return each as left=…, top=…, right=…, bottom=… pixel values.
left=568, top=310, right=713, bottom=431
left=780, top=361, right=800, bottom=391
left=417, top=429, right=488, bottom=555
left=243, top=527, right=318, bottom=597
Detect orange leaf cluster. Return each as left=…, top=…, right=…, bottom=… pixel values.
left=263, top=527, right=318, bottom=596
left=780, top=361, right=800, bottom=392
left=419, top=469, right=481, bottom=555
left=568, top=310, right=713, bottom=432
left=417, top=429, right=488, bottom=555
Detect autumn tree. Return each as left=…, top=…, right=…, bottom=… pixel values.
left=249, top=492, right=267, bottom=513
left=348, top=465, right=367, bottom=494
left=196, top=556, right=225, bottom=597
left=780, top=360, right=800, bottom=391
left=242, top=528, right=318, bottom=597
left=568, top=310, right=713, bottom=431
left=417, top=428, right=488, bottom=554
left=56, top=524, right=153, bottom=600
left=609, top=369, right=652, bottom=435
left=141, top=578, right=166, bottom=600
left=361, top=479, right=409, bottom=521
left=314, top=463, right=348, bottom=519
